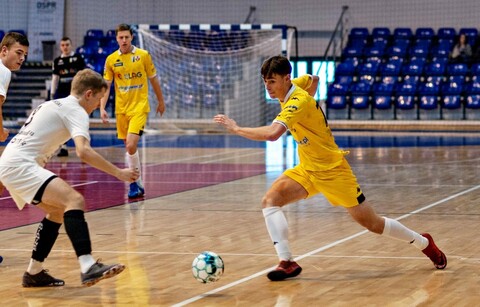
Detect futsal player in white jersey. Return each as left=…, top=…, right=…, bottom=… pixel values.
left=0, top=32, right=29, bottom=198
left=0, top=69, right=139, bottom=287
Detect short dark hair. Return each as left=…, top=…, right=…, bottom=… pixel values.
left=61, top=36, right=71, bottom=42
left=71, top=69, right=108, bottom=96
left=0, top=32, right=29, bottom=49
left=116, top=23, right=133, bottom=36
left=261, top=56, right=291, bottom=79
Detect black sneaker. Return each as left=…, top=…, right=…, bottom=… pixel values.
left=57, top=148, right=68, bottom=157
left=22, top=270, right=65, bottom=287
left=81, top=260, right=125, bottom=287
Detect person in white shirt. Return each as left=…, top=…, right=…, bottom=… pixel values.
left=0, top=69, right=139, bottom=287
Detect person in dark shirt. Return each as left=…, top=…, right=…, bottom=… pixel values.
left=51, top=37, right=86, bottom=157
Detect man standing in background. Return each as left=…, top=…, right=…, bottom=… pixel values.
left=51, top=37, right=86, bottom=157
left=100, top=23, right=165, bottom=199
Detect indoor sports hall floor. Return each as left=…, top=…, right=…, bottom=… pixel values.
left=1, top=129, right=480, bottom=306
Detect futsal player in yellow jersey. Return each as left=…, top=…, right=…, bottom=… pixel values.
left=214, top=55, right=447, bottom=281
left=100, top=23, right=165, bottom=199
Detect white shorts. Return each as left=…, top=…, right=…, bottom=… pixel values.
left=0, top=164, right=56, bottom=210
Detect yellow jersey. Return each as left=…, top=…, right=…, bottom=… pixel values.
left=273, top=75, right=348, bottom=171
left=103, top=46, right=156, bottom=115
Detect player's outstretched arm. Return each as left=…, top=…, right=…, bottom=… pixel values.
left=73, top=135, right=139, bottom=182
left=213, top=114, right=286, bottom=142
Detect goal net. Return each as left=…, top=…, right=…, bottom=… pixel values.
left=136, top=24, right=293, bottom=133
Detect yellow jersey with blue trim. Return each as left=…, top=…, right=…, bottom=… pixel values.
left=273, top=76, right=348, bottom=171
left=103, top=46, right=156, bottom=115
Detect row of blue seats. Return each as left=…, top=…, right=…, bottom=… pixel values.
left=336, top=58, right=478, bottom=78
left=327, top=92, right=480, bottom=121
left=347, top=27, right=478, bottom=47
left=344, top=27, right=478, bottom=61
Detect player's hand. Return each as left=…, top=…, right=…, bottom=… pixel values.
left=0, top=128, right=9, bottom=142
left=100, top=109, right=109, bottom=124
left=117, top=168, right=140, bottom=183
left=156, top=100, right=165, bottom=116
left=213, top=114, right=238, bottom=133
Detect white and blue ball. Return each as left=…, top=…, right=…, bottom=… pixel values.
left=192, top=251, right=224, bottom=283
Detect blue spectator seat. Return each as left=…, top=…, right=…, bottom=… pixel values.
left=409, top=40, right=430, bottom=59
left=470, top=63, right=480, bottom=76
left=76, top=46, right=96, bottom=56
left=86, top=29, right=104, bottom=38
left=0, top=30, right=4, bottom=41
left=437, top=27, right=457, bottom=43
left=418, top=78, right=441, bottom=119
left=335, top=58, right=358, bottom=76
left=372, top=76, right=396, bottom=119
left=372, top=27, right=390, bottom=37
left=395, top=79, right=418, bottom=120
left=364, top=43, right=387, bottom=58
left=465, top=94, right=480, bottom=119
left=380, top=58, right=403, bottom=76
left=424, top=60, right=447, bottom=76
left=105, top=29, right=116, bottom=37
left=386, top=40, right=409, bottom=58
left=349, top=81, right=372, bottom=119
left=393, top=28, right=413, bottom=41
left=348, top=27, right=369, bottom=47
left=358, top=58, right=381, bottom=76
left=415, top=28, right=435, bottom=43
left=342, top=45, right=364, bottom=59
left=430, top=40, right=453, bottom=59
left=446, top=63, right=468, bottom=76
left=401, top=58, right=425, bottom=76
left=464, top=74, right=480, bottom=119
left=326, top=78, right=350, bottom=119
left=441, top=75, right=465, bottom=119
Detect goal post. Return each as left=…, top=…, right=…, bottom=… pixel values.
left=136, top=24, right=293, bottom=132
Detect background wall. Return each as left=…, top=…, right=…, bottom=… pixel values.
left=1, top=0, right=480, bottom=58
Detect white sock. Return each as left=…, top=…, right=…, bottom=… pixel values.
left=27, top=259, right=43, bottom=275
left=126, top=151, right=143, bottom=187
left=79, top=254, right=96, bottom=273
left=262, top=206, right=292, bottom=261
left=382, top=217, right=428, bottom=250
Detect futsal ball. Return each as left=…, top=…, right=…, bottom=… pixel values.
left=192, top=251, right=224, bottom=283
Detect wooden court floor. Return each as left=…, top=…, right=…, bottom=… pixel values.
left=1, top=132, right=480, bottom=306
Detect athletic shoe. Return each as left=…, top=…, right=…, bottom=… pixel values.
left=267, top=260, right=302, bottom=281
left=22, top=270, right=65, bottom=287
left=128, top=182, right=145, bottom=199
left=421, top=233, right=447, bottom=270
left=57, top=148, right=68, bottom=157
left=81, top=260, right=125, bottom=287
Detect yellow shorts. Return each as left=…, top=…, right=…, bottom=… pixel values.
left=284, top=158, right=365, bottom=208
left=116, top=113, right=148, bottom=139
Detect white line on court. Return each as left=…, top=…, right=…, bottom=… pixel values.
left=171, top=184, right=480, bottom=307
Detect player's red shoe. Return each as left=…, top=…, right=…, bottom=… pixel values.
left=267, top=260, right=302, bottom=281
left=421, top=233, right=447, bottom=269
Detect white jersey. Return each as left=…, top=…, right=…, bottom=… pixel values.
left=0, top=95, right=90, bottom=166
left=0, top=59, right=12, bottom=98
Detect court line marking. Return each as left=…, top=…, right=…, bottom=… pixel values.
left=171, top=184, right=480, bottom=307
